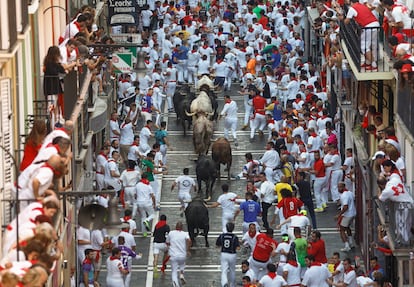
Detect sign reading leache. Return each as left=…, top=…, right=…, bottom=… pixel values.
left=108, top=0, right=139, bottom=26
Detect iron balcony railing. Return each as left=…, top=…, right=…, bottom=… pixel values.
left=397, top=85, right=414, bottom=133
left=339, top=20, right=385, bottom=73
left=376, top=199, right=414, bottom=248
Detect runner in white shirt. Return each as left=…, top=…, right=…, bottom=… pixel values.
left=257, top=172, right=277, bottom=229
left=208, top=183, right=238, bottom=233
left=120, top=163, right=141, bottom=211
left=187, top=45, right=201, bottom=85
left=166, top=222, right=191, bottom=286
left=198, top=42, right=215, bottom=64
left=134, top=174, right=156, bottom=237
left=258, top=263, right=288, bottom=287
left=224, top=47, right=238, bottom=90
left=95, top=145, right=109, bottom=191
left=109, top=112, right=121, bottom=141
left=260, top=142, right=281, bottom=184
left=106, top=247, right=129, bottom=287
left=104, top=151, right=122, bottom=194
left=163, top=62, right=177, bottom=112
left=327, top=258, right=357, bottom=287
left=197, top=54, right=211, bottom=75
left=138, top=120, right=153, bottom=156
left=275, top=234, right=291, bottom=275
left=119, top=118, right=134, bottom=165
left=171, top=168, right=197, bottom=214
left=302, top=255, right=331, bottom=287
left=283, top=256, right=302, bottom=287
left=127, top=136, right=141, bottom=169
left=326, top=145, right=343, bottom=202
left=220, top=95, right=239, bottom=146
left=337, top=181, right=357, bottom=253
left=342, top=148, right=354, bottom=194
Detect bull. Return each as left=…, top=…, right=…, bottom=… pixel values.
left=186, top=91, right=213, bottom=120
left=185, top=197, right=209, bottom=247
left=195, top=155, right=217, bottom=201
left=211, top=137, right=232, bottom=180
left=196, top=75, right=215, bottom=91
left=173, top=84, right=195, bottom=136
left=192, top=114, right=213, bottom=156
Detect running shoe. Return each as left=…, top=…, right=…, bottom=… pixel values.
left=144, top=220, right=151, bottom=231
left=180, top=274, right=186, bottom=285
left=314, top=207, right=324, bottom=213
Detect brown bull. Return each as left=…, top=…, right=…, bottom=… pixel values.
left=211, top=137, right=232, bottom=180
left=193, top=114, right=213, bottom=155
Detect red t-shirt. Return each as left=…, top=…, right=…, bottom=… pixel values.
left=277, top=197, right=304, bottom=219
left=19, top=140, right=41, bottom=171
left=313, top=158, right=326, bottom=178
left=253, top=233, right=278, bottom=262
left=253, top=95, right=267, bottom=115
left=307, top=239, right=327, bottom=263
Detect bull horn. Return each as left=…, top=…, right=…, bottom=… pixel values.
left=186, top=111, right=196, bottom=117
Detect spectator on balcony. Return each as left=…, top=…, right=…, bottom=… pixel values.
left=19, top=120, right=47, bottom=172
left=382, top=0, right=413, bottom=39
left=62, top=14, right=88, bottom=43
left=43, top=46, right=68, bottom=127
left=19, top=154, right=65, bottom=210
left=338, top=0, right=380, bottom=71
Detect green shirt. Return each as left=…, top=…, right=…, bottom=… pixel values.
left=141, top=159, right=154, bottom=182
left=294, top=237, right=308, bottom=267
left=253, top=6, right=263, bottom=19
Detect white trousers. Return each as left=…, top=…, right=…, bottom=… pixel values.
left=170, top=256, right=186, bottom=286
left=314, top=176, right=327, bottom=208
left=224, top=117, right=238, bottom=140
left=221, top=252, right=237, bottom=287
left=250, top=113, right=266, bottom=139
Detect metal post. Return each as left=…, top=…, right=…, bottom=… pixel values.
left=0, top=145, right=20, bottom=260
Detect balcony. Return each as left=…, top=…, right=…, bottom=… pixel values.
left=397, top=84, right=414, bottom=134
left=339, top=19, right=394, bottom=81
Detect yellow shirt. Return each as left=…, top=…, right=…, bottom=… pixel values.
left=274, top=182, right=293, bottom=202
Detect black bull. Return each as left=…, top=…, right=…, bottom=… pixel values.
left=185, top=198, right=209, bottom=247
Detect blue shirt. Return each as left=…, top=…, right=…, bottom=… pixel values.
left=273, top=102, right=283, bottom=121
left=178, top=45, right=189, bottom=60
left=240, top=200, right=261, bottom=223
left=141, top=95, right=152, bottom=113
left=271, top=52, right=281, bottom=69
left=81, top=258, right=94, bottom=284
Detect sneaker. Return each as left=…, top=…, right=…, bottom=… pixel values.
left=322, top=203, right=327, bottom=209
left=258, top=130, right=264, bottom=136
left=241, top=125, right=248, bottom=131
left=365, top=65, right=378, bottom=71
left=314, top=207, right=325, bottom=213
left=144, top=220, right=151, bottom=231
left=180, top=274, right=186, bottom=285
left=340, top=246, right=351, bottom=252
left=143, top=232, right=148, bottom=237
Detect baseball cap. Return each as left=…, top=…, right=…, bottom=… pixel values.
left=372, top=151, right=385, bottom=160
left=281, top=233, right=289, bottom=241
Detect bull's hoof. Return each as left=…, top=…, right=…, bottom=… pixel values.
left=206, top=242, right=209, bottom=248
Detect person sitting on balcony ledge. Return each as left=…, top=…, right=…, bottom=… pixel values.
left=382, top=0, right=413, bottom=39
left=337, top=0, right=380, bottom=71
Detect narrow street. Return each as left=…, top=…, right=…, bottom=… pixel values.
left=97, top=84, right=361, bottom=286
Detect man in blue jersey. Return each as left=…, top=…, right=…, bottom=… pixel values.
left=216, top=222, right=240, bottom=287
left=234, top=192, right=262, bottom=234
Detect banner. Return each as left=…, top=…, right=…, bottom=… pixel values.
left=108, top=0, right=139, bottom=26
left=112, top=52, right=133, bottom=73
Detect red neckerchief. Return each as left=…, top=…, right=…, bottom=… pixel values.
left=334, top=261, right=340, bottom=270
left=83, top=257, right=93, bottom=264
left=108, top=159, right=115, bottom=163
left=140, top=178, right=150, bottom=185
left=387, top=135, right=399, bottom=142
left=310, top=132, right=317, bottom=137
left=225, top=99, right=231, bottom=104
left=74, top=21, right=81, bottom=31
left=217, top=59, right=223, bottom=64
left=121, top=122, right=128, bottom=129
left=330, top=150, right=339, bottom=155
left=202, top=45, right=209, bottom=49
left=392, top=4, right=408, bottom=13
left=145, top=125, right=151, bottom=131
left=345, top=266, right=354, bottom=274
left=267, top=119, right=275, bottom=124
left=288, top=260, right=298, bottom=267
left=109, top=256, right=118, bottom=261
left=267, top=272, right=277, bottom=279
left=46, top=142, right=61, bottom=154
left=123, top=216, right=131, bottom=221
left=163, top=58, right=169, bottom=63
left=131, top=142, right=138, bottom=146
left=144, top=60, right=150, bottom=64
left=294, top=98, right=301, bottom=103
left=42, top=162, right=60, bottom=176
left=99, top=152, right=108, bottom=160
left=192, top=49, right=197, bottom=53
left=218, top=31, right=222, bottom=36
left=248, top=230, right=256, bottom=238
left=155, top=219, right=167, bottom=229
left=311, top=262, right=322, bottom=267
left=320, top=115, right=328, bottom=119
left=248, top=28, right=254, bottom=32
